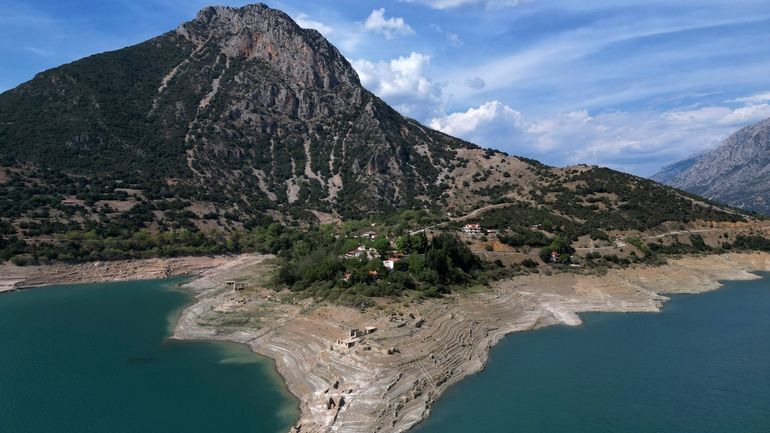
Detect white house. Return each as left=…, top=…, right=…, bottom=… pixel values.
left=462, top=224, right=483, bottom=235
left=383, top=257, right=401, bottom=270
left=344, top=246, right=378, bottom=260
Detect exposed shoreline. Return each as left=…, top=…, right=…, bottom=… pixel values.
left=171, top=252, right=770, bottom=433
left=0, top=255, right=253, bottom=293
left=4, top=252, right=769, bottom=433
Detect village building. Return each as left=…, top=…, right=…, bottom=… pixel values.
left=225, top=280, right=246, bottom=291
left=344, top=246, right=378, bottom=260
left=550, top=251, right=560, bottom=263
left=383, top=257, right=401, bottom=270
left=359, top=231, right=378, bottom=240
left=335, top=327, right=375, bottom=351
left=462, top=224, right=483, bottom=235
left=61, top=198, right=83, bottom=206
left=335, top=338, right=357, bottom=349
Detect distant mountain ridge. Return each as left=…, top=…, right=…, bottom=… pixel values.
left=650, top=157, right=698, bottom=185
left=653, top=118, right=770, bottom=214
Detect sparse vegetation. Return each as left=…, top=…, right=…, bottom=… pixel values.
left=1, top=4, right=768, bottom=309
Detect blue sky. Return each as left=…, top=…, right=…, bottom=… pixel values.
left=2, top=0, right=770, bottom=175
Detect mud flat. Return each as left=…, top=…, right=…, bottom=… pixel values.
left=171, top=252, right=770, bottom=433
left=0, top=255, right=253, bottom=293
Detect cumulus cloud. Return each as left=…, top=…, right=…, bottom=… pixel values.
left=729, top=91, right=770, bottom=104
left=446, top=32, right=463, bottom=46
left=429, top=101, right=522, bottom=136
left=353, top=52, right=431, bottom=98
left=293, top=13, right=334, bottom=36
left=352, top=52, right=444, bottom=118
left=464, top=76, right=485, bottom=89
left=362, top=8, right=414, bottom=39
left=402, top=0, right=530, bottom=9
left=428, top=99, right=770, bottom=175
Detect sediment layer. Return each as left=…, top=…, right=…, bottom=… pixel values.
left=171, top=252, right=770, bottom=433
left=0, top=255, right=252, bottom=293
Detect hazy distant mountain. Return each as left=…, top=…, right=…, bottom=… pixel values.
left=650, top=157, right=699, bottom=185
left=653, top=118, right=770, bottom=214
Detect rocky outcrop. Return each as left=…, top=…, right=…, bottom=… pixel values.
left=654, top=117, right=770, bottom=214
left=178, top=5, right=360, bottom=92
left=0, top=3, right=480, bottom=220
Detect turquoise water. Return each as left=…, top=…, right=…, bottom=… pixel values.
left=0, top=278, right=298, bottom=433
left=414, top=274, right=770, bottom=433
left=3, top=275, right=770, bottom=433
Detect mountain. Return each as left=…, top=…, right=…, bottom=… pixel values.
left=0, top=3, right=752, bottom=263
left=650, top=157, right=698, bottom=185
left=0, top=4, right=478, bottom=218
left=653, top=118, right=770, bottom=214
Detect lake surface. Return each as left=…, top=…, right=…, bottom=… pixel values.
left=0, top=278, right=298, bottom=433
left=3, top=274, right=770, bottom=433
left=413, top=273, right=770, bottom=433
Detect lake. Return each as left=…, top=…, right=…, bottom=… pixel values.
left=413, top=273, right=770, bottom=433
left=3, top=273, right=769, bottom=433
left=0, top=278, right=298, bottom=433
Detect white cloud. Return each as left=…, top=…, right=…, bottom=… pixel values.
left=352, top=52, right=446, bottom=118
left=429, top=101, right=522, bottom=136
left=402, top=0, right=530, bottom=9
left=728, top=91, right=770, bottom=105
left=446, top=33, right=463, bottom=46
left=428, top=100, right=770, bottom=175
left=24, top=46, right=52, bottom=56
left=664, top=104, right=770, bottom=126
left=724, top=104, right=770, bottom=124
left=293, top=13, right=334, bottom=36
left=464, top=76, right=485, bottom=89
left=362, top=8, right=414, bottom=39
left=430, top=23, right=463, bottom=46
left=353, top=52, right=432, bottom=98
left=440, top=15, right=770, bottom=110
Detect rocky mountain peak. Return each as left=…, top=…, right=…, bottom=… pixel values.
left=654, top=117, right=770, bottom=214
left=176, top=3, right=360, bottom=91
left=0, top=2, right=753, bottom=260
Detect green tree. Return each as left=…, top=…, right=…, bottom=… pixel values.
left=372, top=236, right=391, bottom=256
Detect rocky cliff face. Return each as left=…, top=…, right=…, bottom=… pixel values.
left=0, top=3, right=478, bottom=220
left=654, top=118, right=770, bottom=214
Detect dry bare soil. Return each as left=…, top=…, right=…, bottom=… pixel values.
left=171, top=252, right=770, bottom=433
